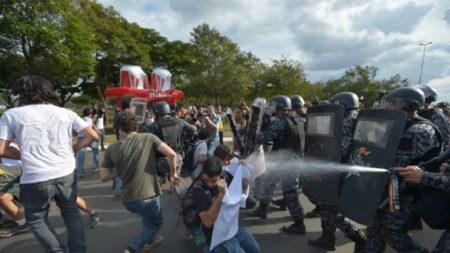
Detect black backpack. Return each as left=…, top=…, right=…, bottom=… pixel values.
left=181, top=141, right=202, bottom=173
left=178, top=178, right=212, bottom=229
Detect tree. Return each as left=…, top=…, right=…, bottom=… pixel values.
left=0, top=0, right=97, bottom=105
left=257, top=57, right=310, bottom=100
left=187, top=23, right=260, bottom=105
left=323, top=65, right=408, bottom=106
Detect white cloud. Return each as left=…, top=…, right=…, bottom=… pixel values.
left=428, top=77, right=450, bottom=103
left=96, top=0, right=450, bottom=86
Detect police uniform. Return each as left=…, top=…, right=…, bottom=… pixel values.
left=366, top=117, right=442, bottom=253
left=422, top=168, right=450, bottom=253
left=140, top=115, right=196, bottom=177
left=419, top=108, right=450, bottom=148
left=253, top=113, right=305, bottom=228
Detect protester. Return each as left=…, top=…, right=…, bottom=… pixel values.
left=0, top=75, right=98, bottom=253
left=190, top=157, right=260, bottom=253
left=204, top=105, right=222, bottom=157
left=99, top=111, right=181, bottom=253
left=191, top=128, right=212, bottom=178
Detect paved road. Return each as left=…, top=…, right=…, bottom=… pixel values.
left=0, top=149, right=443, bottom=253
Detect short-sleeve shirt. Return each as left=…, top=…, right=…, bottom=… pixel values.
left=0, top=104, right=88, bottom=184
left=101, top=133, right=163, bottom=201
left=193, top=141, right=208, bottom=172
left=191, top=171, right=233, bottom=244
left=210, top=114, right=221, bottom=141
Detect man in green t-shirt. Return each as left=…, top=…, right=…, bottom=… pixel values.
left=99, top=111, right=181, bottom=253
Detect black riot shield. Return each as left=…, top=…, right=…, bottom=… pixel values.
left=338, top=109, right=407, bottom=225
left=305, top=104, right=344, bottom=162
left=226, top=108, right=244, bottom=155
left=302, top=104, right=344, bottom=205
left=243, top=98, right=266, bottom=158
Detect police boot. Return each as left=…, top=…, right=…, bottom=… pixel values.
left=308, top=236, right=336, bottom=251
left=271, top=198, right=287, bottom=211
left=353, top=229, right=367, bottom=253
left=279, top=219, right=306, bottom=235
left=247, top=203, right=268, bottom=219
left=305, top=206, right=321, bottom=218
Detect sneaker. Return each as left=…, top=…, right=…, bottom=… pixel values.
left=308, top=236, right=336, bottom=251
left=79, top=172, right=85, bottom=178
left=183, top=232, right=194, bottom=241
left=88, top=212, right=100, bottom=229
left=113, top=194, right=121, bottom=201
left=143, top=235, right=164, bottom=251
left=0, top=222, right=30, bottom=238
left=0, top=219, right=14, bottom=228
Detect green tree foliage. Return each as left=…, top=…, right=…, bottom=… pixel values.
left=0, top=0, right=97, bottom=105
left=0, top=1, right=411, bottom=108
left=323, top=65, right=408, bottom=106
left=78, top=0, right=151, bottom=105
left=187, top=23, right=259, bottom=105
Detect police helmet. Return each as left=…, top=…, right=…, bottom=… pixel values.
left=269, top=95, right=291, bottom=111
left=384, top=87, right=425, bottom=111
left=252, top=97, right=267, bottom=108
left=290, top=95, right=305, bottom=109
left=330, top=92, right=359, bottom=110
left=152, top=101, right=171, bottom=117
left=417, top=85, right=437, bottom=103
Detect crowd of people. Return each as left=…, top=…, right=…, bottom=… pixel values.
left=0, top=74, right=449, bottom=253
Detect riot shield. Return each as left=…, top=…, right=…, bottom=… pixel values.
left=302, top=104, right=344, bottom=205
left=130, top=97, right=147, bottom=124
left=338, top=109, right=407, bottom=225
left=337, top=166, right=389, bottom=225
left=243, top=98, right=266, bottom=158
left=226, top=107, right=244, bottom=155
left=304, top=104, right=344, bottom=162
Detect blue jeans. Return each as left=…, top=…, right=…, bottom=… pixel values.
left=113, top=176, right=122, bottom=195
left=20, top=172, right=86, bottom=253
left=205, top=226, right=261, bottom=253
left=207, top=139, right=219, bottom=157
left=91, top=141, right=99, bottom=169
left=122, top=196, right=163, bottom=252
left=77, top=147, right=87, bottom=174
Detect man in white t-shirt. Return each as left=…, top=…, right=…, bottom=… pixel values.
left=0, top=75, right=98, bottom=253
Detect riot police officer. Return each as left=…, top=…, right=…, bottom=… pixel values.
left=248, top=95, right=306, bottom=235
left=308, top=92, right=366, bottom=252
left=365, top=87, right=443, bottom=253
left=141, top=101, right=197, bottom=180
left=272, top=95, right=306, bottom=211
left=290, top=95, right=307, bottom=119
left=418, top=85, right=450, bottom=148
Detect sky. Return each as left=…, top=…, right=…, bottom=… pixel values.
left=97, top=0, right=450, bottom=102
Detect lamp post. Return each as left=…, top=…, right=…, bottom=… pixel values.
left=418, top=41, right=432, bottom=85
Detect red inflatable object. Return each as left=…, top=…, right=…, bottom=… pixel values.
left=105, top=66, right=184, bottom=104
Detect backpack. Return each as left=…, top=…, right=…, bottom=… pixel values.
left=181, top=141, right=202, bottom=173
left=179, top=178, right=212, bottom=229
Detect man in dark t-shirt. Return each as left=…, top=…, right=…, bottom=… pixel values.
left=191, top=157, right=260, bottom=253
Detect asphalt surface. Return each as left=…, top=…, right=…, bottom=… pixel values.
left=0, top=148, right=443, bottom=253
